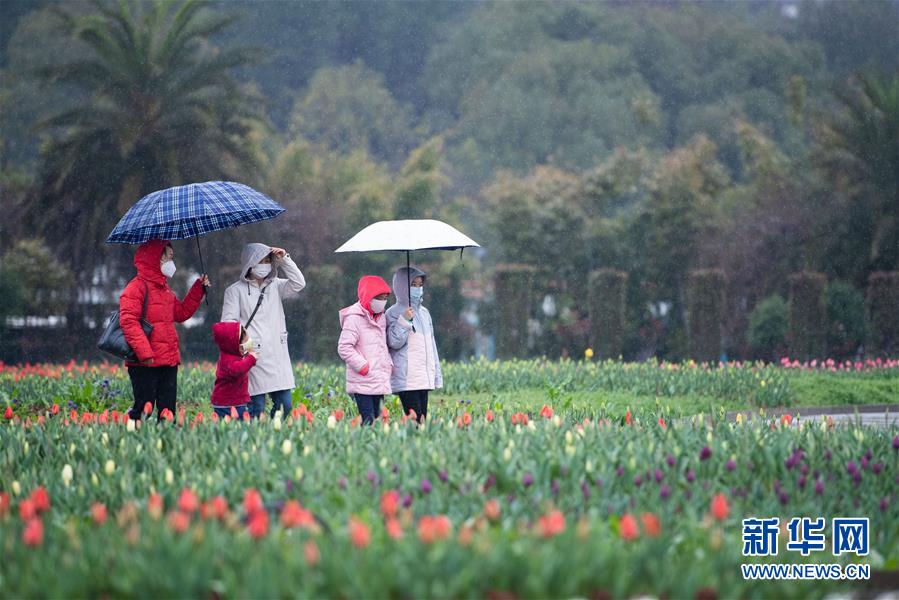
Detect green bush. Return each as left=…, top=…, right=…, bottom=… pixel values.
left=748, top=295, right=788, bottom=361
left=824, top=281, right=865, bottom=359
left=866, top=271, right=899, bottom=357
left=588, top=269, right=627, bottom=359
left=788, top=272, right=826, bottom=360
left=493, top=265, right=536, bottom=359
left=686, top=269, right=725, bottom=363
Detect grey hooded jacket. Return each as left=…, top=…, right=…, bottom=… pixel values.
left=221, top=243, right=305, bottom=396
left=386, top=266, right=443, bottom=393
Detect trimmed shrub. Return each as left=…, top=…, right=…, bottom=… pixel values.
left=748, top=294, right=788, bottom=361
left=588, top=269, right=627, bottom=359
left=686, top=269, right=726, bottom=362
left=824, top=281, right=866, bottom=359
left=866, top=271, right=899, bottom=357
left=494, top=264, right=536, bottom=358
left=787, top=272, right=826, bottom=360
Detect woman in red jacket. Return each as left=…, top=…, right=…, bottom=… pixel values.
left=119, top=239, right=209, bottom=420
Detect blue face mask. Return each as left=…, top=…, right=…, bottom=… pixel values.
left=410, top=286, right=424, bottom=301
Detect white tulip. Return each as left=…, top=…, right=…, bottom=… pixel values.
left=61, top=465, right=72, bottom=487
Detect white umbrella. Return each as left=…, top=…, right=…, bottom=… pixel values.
left=335, top=219, right=480, bottom=330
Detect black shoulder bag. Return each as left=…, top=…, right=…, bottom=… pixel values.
left=97, top=281, right=153, bottom=361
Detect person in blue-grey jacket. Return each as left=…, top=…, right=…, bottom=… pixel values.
left=385, top=266, right=443, bottom=422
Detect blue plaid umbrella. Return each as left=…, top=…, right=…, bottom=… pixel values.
left=107, top=181, right=285, bottom=303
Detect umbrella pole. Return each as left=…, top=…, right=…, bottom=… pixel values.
left=195, top=235, right=209, bottom=306
left=407, top=250, right=415, bottom=333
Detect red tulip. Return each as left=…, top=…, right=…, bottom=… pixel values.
left=30, top=486, right=50, bottom=514
left=177, top=488, right=199, bottom=514
left=711, top=493, right=730, bottom=521
left=91, top=503, right=108, bottom=525
left=248, top=509, right=269, bottom=538
left=619, top=513, right=639, bottom=540
left=380, top=490, right=400, bottom=519
left=641, top=512, right=661, bottom=537
left=537, top=510, right=566, bottom=538
left=22, top=517, right=43, bottom=546
left=349, top=517, right=371, bottom=548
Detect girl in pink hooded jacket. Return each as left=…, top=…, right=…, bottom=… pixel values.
left=338, top=275, right=394, bottom=424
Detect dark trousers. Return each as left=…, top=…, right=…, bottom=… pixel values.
left=353, top=394, right=383, bottom=426
left=127, top=366, right=178, bottom=421
left=399, top=390, right=429, bottom=421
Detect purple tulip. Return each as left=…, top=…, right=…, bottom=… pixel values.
left=483, top=473, right=496, bottom=492
left=581, top=480, right=590, bottom=501
left=616, top=466, right=625, bottom=478
left=852, top=472, right=862, bottom=484
left=366, top=470, right=378, bottom=483
left=655, top=469, right=664, bottom=483
left=700, top=446, right=712, bottom=461
left=551, top=479, right=560, bottom=496
left=421, top=479, right=432, bottom=494
left=779, top=492, right=790, bottom=505
left=800, top=464, right=809, bottom=476
left=338, top=477, right=348, bottom=490
left=633, top=475, right=642, bottom=487
left=438, top=470, right=448, bottom=483
left=660, top=484, right=671, bottom=499
left=285, top=479, right=294, bottom=493
left=880, top=497, right=889, bottom=512
left=798, top=475, right=807, bottom=489
left=402, top=494, right=413, bottom=508
left=814, top=479, right=824, bottom=495
left=686, top=469, right=696, bottom=483
left=864, top=449, right=873, bottom=461
left=860, top=456, right=869, bottom=470
left=892, top=435, right=899, bottom=451
left=726, top=459, right=736, bottom=472
left=824, top=450, right=832, bottom=461
left=872, top=463, right=883, bottom=475
left=523, top=472, right=534, bottom=487
left=774, top=480, right=781, bottom=494
left=666, top=454, right=676, bottom=468
left=846, top=460, right=857, bottom=475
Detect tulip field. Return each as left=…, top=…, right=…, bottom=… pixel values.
left=1, top=358, right=898, bottom=597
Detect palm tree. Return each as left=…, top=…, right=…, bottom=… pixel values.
left=28, top=0, right=265, bottom=284
left=816, top=72, right=899, bottom=275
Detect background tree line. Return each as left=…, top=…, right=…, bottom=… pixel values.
left=0, top=0, right=896, bottom=363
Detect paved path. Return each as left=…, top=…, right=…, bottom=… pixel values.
left=726, top=404, right=899, bottom=428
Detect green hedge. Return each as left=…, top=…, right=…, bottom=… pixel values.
left=588, top=269, right=627, bottom=359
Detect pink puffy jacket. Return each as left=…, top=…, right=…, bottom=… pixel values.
left=337, top=276, right=393, bottom=396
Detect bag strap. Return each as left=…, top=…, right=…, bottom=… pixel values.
left=244, top=283, right=271, bottom=330
left=141, top=281, right=149, bottom=320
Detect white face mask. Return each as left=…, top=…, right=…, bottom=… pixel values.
left=251, top=263, right=272, bottom=279
left=369, top=298, right=387, bottom=314
left=160, top=260, right=177, bottom=278
left=410, top=286, right=424, bottom=301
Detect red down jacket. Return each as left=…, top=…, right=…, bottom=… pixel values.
left=119, top=239, right=206, bottom=367
left=210, top=321, right=257, bottom=408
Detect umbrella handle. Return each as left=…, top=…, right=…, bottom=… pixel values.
left=407, top=251, right=415, bottom=333
left=196, top=236, right=209, bottom=306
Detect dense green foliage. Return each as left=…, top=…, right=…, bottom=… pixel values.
left=1, top=0, right=897, bottom=362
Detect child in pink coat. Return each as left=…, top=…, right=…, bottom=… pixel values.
left=338, top=275, right=394, bottom=424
